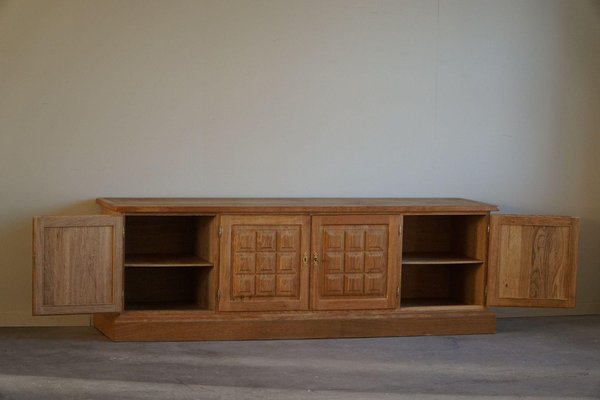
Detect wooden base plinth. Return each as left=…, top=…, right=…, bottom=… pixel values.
left=93, top=308, right=496, bottom=341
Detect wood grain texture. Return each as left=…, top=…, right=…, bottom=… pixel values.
left=400, top=215, right=488, bottom=307
left=92, top=309, right=496, bottom=341
left=400, top=264, right=483, bottom=307
left=122, top=215, right=219, bottom=311
left=124, top=255, right=213, bottom=267
left=487, top=215, right=579, bottom=307
left=195, top=215, right=219, bottom=310
left=402, top=253, right=482, bottom=264
left=124, top=267, right=204, bottom=310
left=34, top=199, right=580, bottom=342
left=124, top=216, right=196, bottom=256
left=97, top=198, right=497, bottom=214
left=219, top=215, right=310, bottom=312
left=32, top=215, right=123, bottom=315
left=311, top=215, right=400, bottom=311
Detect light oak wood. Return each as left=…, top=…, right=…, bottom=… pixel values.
left=195, top=215, right=219, bottom=310
left=400, top=264, right=482, bottom=307
left=31, top=198, right=580, bottom=341
left=33, top=215, right=123, bottom=315
left=92, top=309, right=496, bottom=341
left=219, top=215, right=310, bottom=312
left=124, top=267, right=207, bottom=310
left=400, top=214, right=488, bottom=308
left=402, top=215, right=488, bottom=256
left=125, top=216, right=197, bottom=256
left=402, top=253, right=483, bottom=265
left=122, top=215, right=219, bottom=311
left=97, top=197, right=498, bottom=214
left=124, top=255, right=213, bottom=267
left=487, top=215, right=579, bottom=307
left=311, top=215, right=401, bottom=311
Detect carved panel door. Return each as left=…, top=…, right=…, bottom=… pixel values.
left=487, top=215, right=579, bottom=307
left=219, top=215, right=310, bottom=311
left=311, top=215, right=400, bottom=311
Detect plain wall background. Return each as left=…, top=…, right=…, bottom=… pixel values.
left=0, top=0, right=598, bottom=326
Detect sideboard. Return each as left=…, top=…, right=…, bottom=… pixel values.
left=32, top=198, right=579, bottom=341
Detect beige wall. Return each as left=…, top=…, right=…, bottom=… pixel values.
left=0, top=0, right=598, bottom=326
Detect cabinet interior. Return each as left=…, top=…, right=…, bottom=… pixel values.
left=121, top=213, right=488, bottom=311
left=401, top=215, right=487, bottom=308
left=124, top=215, right=216, bottom=311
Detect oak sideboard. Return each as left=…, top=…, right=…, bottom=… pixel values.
left=32, top=198, right=579, bottom=341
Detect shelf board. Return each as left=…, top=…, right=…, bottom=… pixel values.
left=402, top=252, right=482, bottom=265
left=400, top=298, right=472, bottom=308
left=124, top=255, right=213, bottom=268
left=124, top=301, right=206, bottom=311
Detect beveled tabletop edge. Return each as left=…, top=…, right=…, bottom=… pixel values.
left=97, top=197, right=499, bottom=214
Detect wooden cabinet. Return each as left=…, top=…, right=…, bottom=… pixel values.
left=31, top=198, right=580, bottom=341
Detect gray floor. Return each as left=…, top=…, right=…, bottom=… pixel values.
left=0, top=316, right=599, bottom=400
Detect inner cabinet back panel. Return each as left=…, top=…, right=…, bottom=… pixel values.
left=401, top=215, right=488, bottom=308
left=123, top=215, right=218, bottom=311
left=401, top=264, right=482, bottom=307
left=402, top=215, right=488, bottom=259
left=126, top=216, right=196, bottom=256
left=124, top=267, right=210, bottom=310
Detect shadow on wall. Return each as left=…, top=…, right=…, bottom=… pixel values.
left=2, top=199, right=101, bottom=264
left=571, top=1, right=600, bottom=308
left=0, top=199, right=100, bottom=325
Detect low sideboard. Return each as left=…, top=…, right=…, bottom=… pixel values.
left=32, top=198, right=579, bottom=341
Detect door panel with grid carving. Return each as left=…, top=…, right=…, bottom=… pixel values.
left=219, top=215, right=310, bottom=311
left=311, top=215, right=400, bottom=310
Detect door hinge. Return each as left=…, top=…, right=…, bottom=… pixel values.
left=487, top=225, right=490, bottom=234
left=399, top=225, right=402, bottom=236
left=217, top=289, right=221, bottom=301
left=218, top=226, right=223, bottom=237
left=396, top=287, right=400, bottom=297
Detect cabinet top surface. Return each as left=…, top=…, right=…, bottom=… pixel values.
left=96, top=198, right=498, bottom=214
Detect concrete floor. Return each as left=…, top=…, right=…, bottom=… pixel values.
left=0, top=316, right=598, bottom=400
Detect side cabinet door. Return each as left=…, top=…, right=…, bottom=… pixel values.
left=219, top=215, right=310, bottom=312
left=487, top=215, right=579, bottom=308
left=311, top=215, right=400, bottom=311
left=33, top=215, right=124, bottom=315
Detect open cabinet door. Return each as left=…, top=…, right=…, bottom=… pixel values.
left=33, top=215, right=123, bottom=315
left=487, top=215, right=579, bottom=308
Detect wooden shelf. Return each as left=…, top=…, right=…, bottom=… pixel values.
left=401, top=298, right=470, bottom=308
left=124, top=255, right=213, bottom=268
left=124, top=301, right=204, bottom=311
left=402, top=252, right=483, bottom=265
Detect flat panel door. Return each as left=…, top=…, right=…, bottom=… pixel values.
left=311, top=215, right=400, bottom=311
left=33, top=215, right=124, bottom=315
left=219, top=215, right=310, bottom=311
left=487, top=215, right=579, bottom=307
